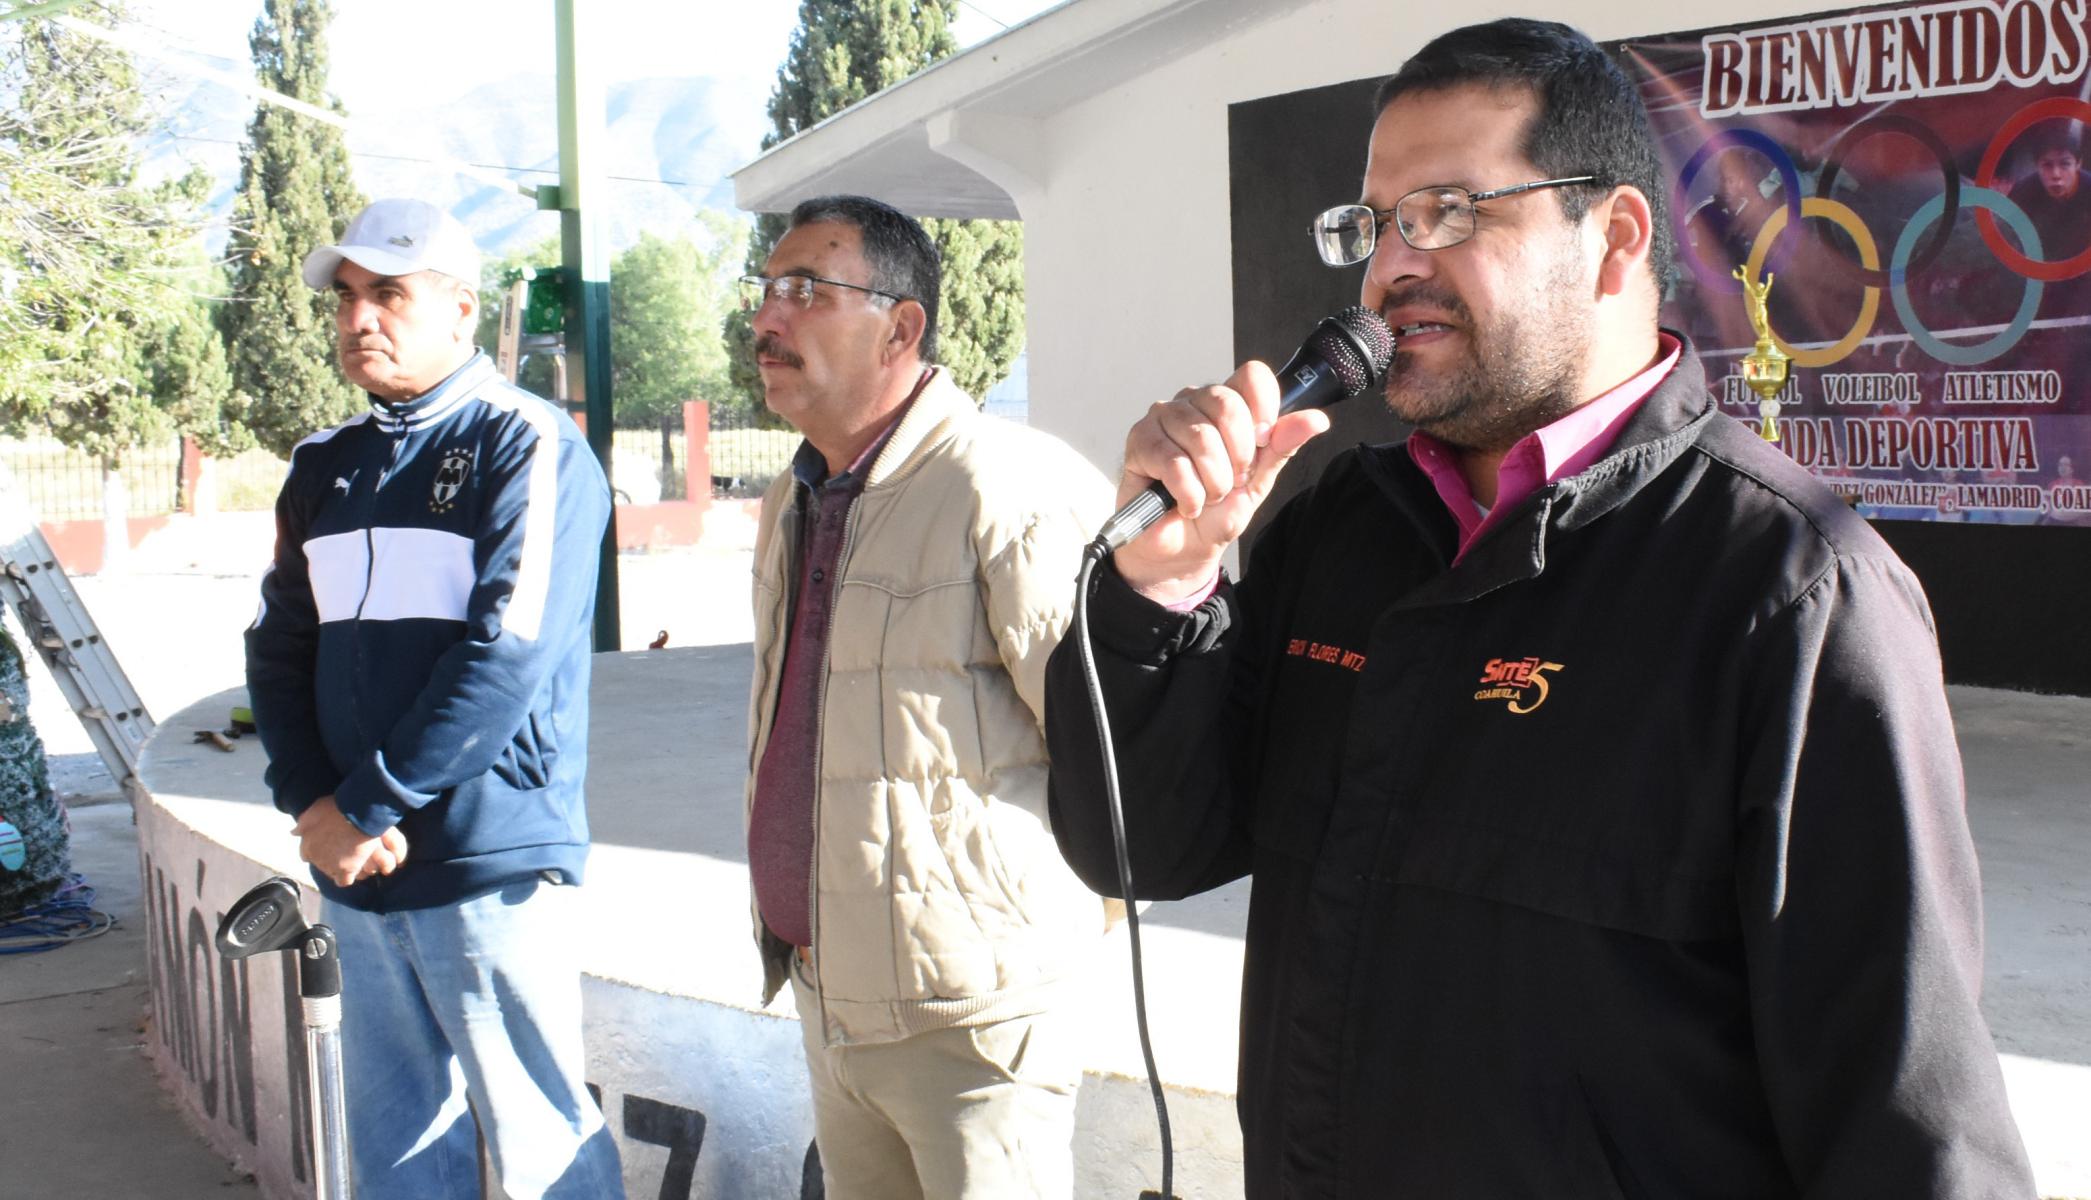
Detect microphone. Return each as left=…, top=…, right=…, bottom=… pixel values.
left=1094, top=306, right=1395, bottom=552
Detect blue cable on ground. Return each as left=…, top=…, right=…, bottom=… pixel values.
left=0, top=873, right=116, bottom=955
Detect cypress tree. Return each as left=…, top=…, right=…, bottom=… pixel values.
left=153, top=263, right=244, bottom=461
left=727, top=0, right=1026, bottom=411
left=221, top=0, right=366, bottom=458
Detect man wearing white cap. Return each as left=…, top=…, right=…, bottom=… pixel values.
left=245, top=198, right=624, bottom=1198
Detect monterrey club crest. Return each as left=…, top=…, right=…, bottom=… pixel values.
left=430, top=448, right=473, bottom=513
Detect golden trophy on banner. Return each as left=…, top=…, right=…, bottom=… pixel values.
left=1733, top=267, right=1791, bottom=443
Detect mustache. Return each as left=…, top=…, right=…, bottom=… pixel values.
left=1378, top=284, right=1473, bottom=328
left=341, top=339, right=389, bottom=354
left=752, top=333, right=803, bottom=369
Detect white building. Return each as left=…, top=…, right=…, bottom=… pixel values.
left=732, top=2, right=2091, bottom=1195
left=732, top=0, right=1833, bottom=475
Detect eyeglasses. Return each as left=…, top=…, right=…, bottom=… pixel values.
left=1311, top=176, right=1600, bottom=265
left=738, top=273, right=903, bottom=312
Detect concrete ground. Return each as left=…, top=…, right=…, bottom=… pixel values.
left=0, top=800, right=262, bottom=1198
left=4, top=515, right=760, bottom=1200
left=7, top=510, right=2091, bottom=1196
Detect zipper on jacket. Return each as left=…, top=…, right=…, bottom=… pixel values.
left=803, top=483, right=862, bottom=1048
left=774, top=391, right=921, bottom=1039
left=343, top=423, right=410, bottom=891
left=353, top=427, right=410, bottom=625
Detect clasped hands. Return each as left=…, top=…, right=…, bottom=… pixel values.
left=294, top=795, right=408, bottom=888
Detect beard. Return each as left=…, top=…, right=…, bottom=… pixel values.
left=1381, top=251, right=1594, bottom=453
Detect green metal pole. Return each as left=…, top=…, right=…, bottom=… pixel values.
left=553, top=0, right=619, bottom=652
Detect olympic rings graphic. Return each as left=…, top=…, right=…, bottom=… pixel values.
left=1743, top=197, right=1880, bottom=368
left=1673, top=129, right=1805, bottom=293
left=1675, top=95, right=2083, bottom=368
left=1890, top=188, right=2046, bottom=365
left=1813, top=114, right=1961, bottom=288
left=1973, top=96, right=2091, bottom=281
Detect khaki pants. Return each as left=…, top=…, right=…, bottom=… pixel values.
left=791, top=972, right=1080, bottom=1200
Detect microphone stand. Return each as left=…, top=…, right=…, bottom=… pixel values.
left=215, top=876, right=353, bottom=1200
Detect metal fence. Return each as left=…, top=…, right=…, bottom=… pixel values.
left=2, top=405, right=805, bottom=522
left=609, top=426, right=690, bottom=503
left=704, top=404, right=798, bottom=498
left=216, top=448, right=292, bottom=512
left=0, top=434, right=183, bottom=520
left=605, top=409, right=798, bottom=503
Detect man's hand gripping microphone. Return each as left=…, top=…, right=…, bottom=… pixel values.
left=1094, top=307, right=1396, bottom=552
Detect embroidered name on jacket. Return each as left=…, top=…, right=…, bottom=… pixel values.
left=1474, top=656, right=1563, bottom=714
left=430, top=448, right=473, bottom=512
left=1286, top=638, right=1367, bottom=673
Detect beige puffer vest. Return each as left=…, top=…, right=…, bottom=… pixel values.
left=746, top=369, right=1118, bottom=1046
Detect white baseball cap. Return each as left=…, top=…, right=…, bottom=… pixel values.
left=301, top=198, right=481, bottom=290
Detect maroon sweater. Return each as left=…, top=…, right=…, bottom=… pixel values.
left=748, top=394, right=917, bottom=948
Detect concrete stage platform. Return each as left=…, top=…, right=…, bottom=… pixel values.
left=135, top=647, right=2089, bottom=1198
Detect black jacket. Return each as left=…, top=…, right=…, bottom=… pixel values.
left=1044, top=344, right=2033, bottom=1198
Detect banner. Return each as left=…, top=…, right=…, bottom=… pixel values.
left=1612, top=0, right=2091, bottom=524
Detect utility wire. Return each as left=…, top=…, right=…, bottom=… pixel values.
left=164, top=134, right=726, bottom=193
left=955, top=0, right=1012, bottom=31
left=46, top=12, right=543, bottom=202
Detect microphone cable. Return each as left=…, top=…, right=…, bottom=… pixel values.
left=1072, top=536, right=1177, bottom=1200
left=1062, top=308, right=1389, bottom=1198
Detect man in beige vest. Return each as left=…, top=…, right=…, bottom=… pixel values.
left=739, top=194, right=1114, bottom=1199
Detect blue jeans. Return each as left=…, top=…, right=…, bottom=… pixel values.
left=323, top=879, right=623, bottom=1200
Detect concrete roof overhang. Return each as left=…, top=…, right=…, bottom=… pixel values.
left=731, top=0, right=1309, bottom=219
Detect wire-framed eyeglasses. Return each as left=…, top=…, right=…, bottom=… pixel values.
left=1311, top=176, right=1600, bottom=265
left=738, top=273, right=903, bottom=312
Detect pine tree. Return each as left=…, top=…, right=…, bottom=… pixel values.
left=152, top=263, right=245, bottom=460
left=220, top=0, right=365, bottom=458
left=0, top=5, right=221, bottom=551
left=727, top=0, right=1026, bottom=410
left=1, top=6, right=180, bottom=438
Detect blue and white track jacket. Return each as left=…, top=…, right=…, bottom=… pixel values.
left=245, top=353, right=611, bottom=912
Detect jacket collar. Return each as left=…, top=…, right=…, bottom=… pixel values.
left=367, top=352, right=494, bottom=434
left=1546, top=341, right=1717, bottom=535
left=859, top=366, right=974, bottom=490
left=1367, top=332, right=1718, bottom=608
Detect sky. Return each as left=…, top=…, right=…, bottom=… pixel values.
left=123, top=0, right=1055, bottom=134
left=78, top=0, right=1060, bottom=260
left=127, top=0, right=802, bottom=112
left=105, top=0, right=1060, bottom=247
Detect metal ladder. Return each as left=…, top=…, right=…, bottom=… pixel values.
left=0, top=463, right=153, bottom=794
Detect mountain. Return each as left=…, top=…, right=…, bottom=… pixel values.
left=144, top=69, right=772, bottom=257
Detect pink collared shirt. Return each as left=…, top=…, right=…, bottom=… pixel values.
left=1155, top=333, right=1682, bottom=609
left=1409, top=333, right=1682, bottom=564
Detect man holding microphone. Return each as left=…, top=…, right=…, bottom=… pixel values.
left=1045, top=18, right=2032, bottom=1198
